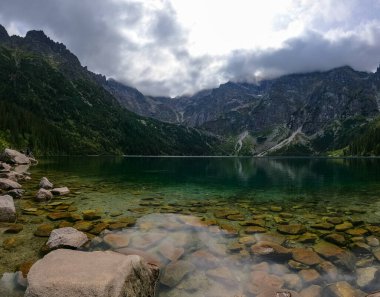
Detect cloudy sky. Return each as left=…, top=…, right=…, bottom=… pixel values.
left=0, top=0, right=380, bottom=96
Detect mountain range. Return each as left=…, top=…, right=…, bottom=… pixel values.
left=0, top=25, right=221, bottom=155
left=0, top=24, right=380, bottom=156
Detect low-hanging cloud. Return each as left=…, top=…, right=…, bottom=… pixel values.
left=223, top=25, right=380, bottom=83
left=0, top=0, right=380, bottom=97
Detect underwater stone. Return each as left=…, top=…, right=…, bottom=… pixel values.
left=324, top=233, right=347, bottom=246
left=298, top=269, right=321, bottom=284
left=335, top=222, right=353, bottom=232
left=323, top=281, right=363, bottom=297
left=292, top=248, right=323, bottom=265
left=103, top=233, right=130, bottom=249
left=4, top=223, right=23, bottom=234
left=278, top=224, right=306, bottom=235
left=160, top=260, right=195, bottom=287
left=299, top=285, right=322, bottom=297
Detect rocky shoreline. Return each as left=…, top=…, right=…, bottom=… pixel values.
left=0, top=149, right=159, bottom=297
left=2, top=149, right=380, bottom=296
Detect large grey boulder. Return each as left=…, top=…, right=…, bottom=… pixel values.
left=0, top=178, right=22, bottom=190
left=0, top=148, right=30, bottom=165
left=46, top=227, right=89, bottom=250
left=25, top=249, right=159, bottom=297
left=7, top=188, right=24, bottom=198
left=0, top=195, right=16, bottom=222
left=39, top=177, right=53, bottom=189
left=0, top=162, right=11, bottom=172
left=35, top=188, right=53, bottom=202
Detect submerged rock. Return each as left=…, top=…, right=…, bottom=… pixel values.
left=46, top=227, right=88, bottom=250
left=103, top=233, right=130, bottom=249
left=335, top=222, right=353, bottom=232
left=311, top=222, right=334, bottom=230
left=324, top=233, right=347, bottom=246
left=82, top=209, right=102, bottom=220
left=247, top=270, right=284, bottom=296
left=160, top=260, right=195, bottom=287
left=34, top=223, right=54, bottom=237
left=292, top=248, right=323, bottom=265
left=299, top=285, right=322, bottom=297
left=115, top=247, right=164, bottom=267
left=251, top=241, right=292, bottom=260
left=4, top=223, right=23, bottom=234
left=278, top=224, right=306, bottom=235
left=356, top=267, right=378, bottom=289
left=206, top=266, right=236, bottom=286
left=313, top=241, right=356, bottom=271
left=25, top=249, right=159, bottom=297
left=316, top=261, right=338, bottom=282
left=0, top=195, right=16, bottom=222
left=39, top=177, right=53, bottom=189
left=323, top=281, right=364, bottom=297
left=298, top=269, right=321, bottom=284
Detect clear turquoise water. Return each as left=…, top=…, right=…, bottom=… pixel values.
left=2, top=157, right=380, bottom=296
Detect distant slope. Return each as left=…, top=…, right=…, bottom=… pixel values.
left=0, top=25, right=222, bottom=155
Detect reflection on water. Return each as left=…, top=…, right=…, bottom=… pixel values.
left=2, top=157, right=380, bottom=296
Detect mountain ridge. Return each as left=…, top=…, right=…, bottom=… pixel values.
left=0, top=25, right=223, bottom=156
left=1, top=24, right=380, bottom=156
left=107, top=61, right=380, bottom=156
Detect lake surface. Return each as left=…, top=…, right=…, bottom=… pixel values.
left=2, top=157, right=380, bottom=296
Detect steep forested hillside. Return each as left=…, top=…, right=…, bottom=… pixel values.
left=0, top=27, right=221, bottom=155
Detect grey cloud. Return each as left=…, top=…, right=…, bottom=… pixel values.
left=0, top=0, right=380, bottom=96
left=223, top=27, right=380, bottom=83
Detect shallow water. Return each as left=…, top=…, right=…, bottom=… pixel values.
left=2, top=157, right=380, bottom=296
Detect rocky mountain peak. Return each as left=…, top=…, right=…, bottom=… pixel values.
left=0, top=24, right=9, bottom=42
left=25, top=30, right=52, bottom=43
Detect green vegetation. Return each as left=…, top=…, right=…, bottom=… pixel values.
left=348, top=116, right=380, bottom=156
left=0, top=46, right=221, bottom=155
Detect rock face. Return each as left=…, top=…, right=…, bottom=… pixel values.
left=46, top=227, right=88, bottom=250
left=25, top=249, right=159, bottom=297
left=0, top=178, right=22, bottom=190
left=0, top=195, right=16, bottom=222
left=39, top=177, right=53, bottom=189
left=0, top=148, right=30, bottom=165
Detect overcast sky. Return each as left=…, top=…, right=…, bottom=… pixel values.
left=1, top=0, right=380, bottom=96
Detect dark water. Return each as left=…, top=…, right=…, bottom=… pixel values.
left=2, top=157, right=380, bottom=296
